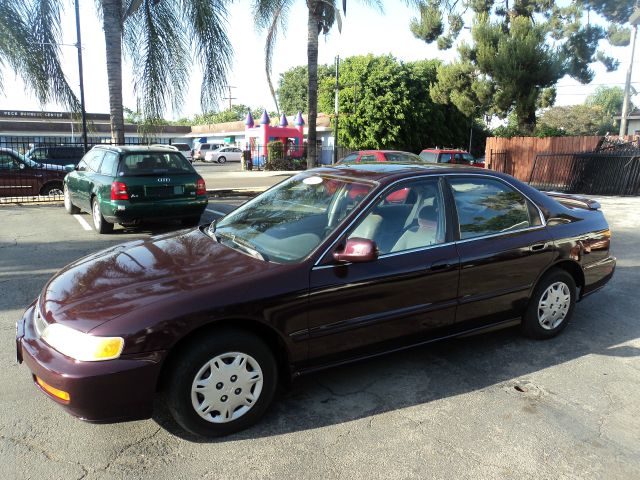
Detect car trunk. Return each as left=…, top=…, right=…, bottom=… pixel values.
left=124, top=173, right=200, bottom=202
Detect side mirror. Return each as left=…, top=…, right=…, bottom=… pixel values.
left=333, top=238, right=378, bottom=263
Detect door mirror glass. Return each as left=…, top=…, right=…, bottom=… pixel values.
left=334, top=238, right=378, bottom=263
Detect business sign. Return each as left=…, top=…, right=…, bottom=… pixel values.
left=0, top=110, right=67, bottom=120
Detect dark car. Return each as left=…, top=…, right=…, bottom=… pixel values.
left=419, top=148, right=485, bottom=168
left=0, top=147, right=69, bottom=197
left=63, top=145, right=208, bottom=233
left=16, top=164, right=615, bottom=437
left=26, top=145, right=86, bottom=167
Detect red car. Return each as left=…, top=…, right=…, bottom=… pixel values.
left=338, top=150, right=424, bottom=164
left=419, top=148, right=485, bottom=168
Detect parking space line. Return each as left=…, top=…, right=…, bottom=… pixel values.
left=73, top=214, right=93, bottom=231
left=206, top=208, right=227, bottom=216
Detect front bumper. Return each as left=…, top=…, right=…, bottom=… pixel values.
left=103, top=197, right=207, bottom=223
left=16, top=304, right=165, bottom=423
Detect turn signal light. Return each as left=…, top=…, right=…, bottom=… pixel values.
left=111, top=181, right=129, bottom=200
left=35, top=376, right=70, bottom=403
left=196, top=178, right=206, bottom=196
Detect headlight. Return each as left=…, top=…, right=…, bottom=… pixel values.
left=41, top=323, right=124, bottom=362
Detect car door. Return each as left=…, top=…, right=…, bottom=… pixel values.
left=0, top=153, right=42, bottom=196
left=75, top=149, right=105, bottom=211
left=306, top=177, right=460, bottom=366
left=446, top=175, right=554, bottom=331
left=231, top=148, right=242, bottom=161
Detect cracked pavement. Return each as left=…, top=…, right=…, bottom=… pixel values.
left=1, top=198, right=639, bottom=479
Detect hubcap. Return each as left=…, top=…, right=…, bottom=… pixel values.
left=49, top=187, right=63, bottom=196
left=191, top=352, right=263, bottom=424
left=538, top=281, right=571, bottom=330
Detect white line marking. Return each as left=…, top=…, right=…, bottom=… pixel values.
left=73, top=214, right=93, bottom=231
left=205, top=208, right=227, bottom=216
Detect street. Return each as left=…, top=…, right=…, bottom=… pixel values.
left=0, top=197, right=639, bottom=479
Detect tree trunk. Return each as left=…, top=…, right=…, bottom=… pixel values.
left=306, top=2, right=320, bottom=169
left=101, top=0, right=125, bottom=144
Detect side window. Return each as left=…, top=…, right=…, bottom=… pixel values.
left=419, top=151, right=437, bottom=163
left=98, top=152, right=119, bottom=176
left=449, top=177, right=536, bottom=240
left=359, top=155, right=377, bottom=162
left=0, top=153, right=17, bottom=169
left=438, top=153, right=451, bottom=164
left=340, top=153, right=358, bottom=163
left=29, top=148, right=48, bottom=161
left=348, top=178, right=446, bottom=255
left=84, top=149, right=105, bottom=172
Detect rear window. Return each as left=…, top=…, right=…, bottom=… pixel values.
left=419, top=151, right=437, bottom=163
left=172, top=144, right=191, bottom=152
left=383, top=152, right=423, bottom=163
left=120, top=152, right=195, bottom=176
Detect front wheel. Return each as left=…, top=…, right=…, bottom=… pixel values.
left=521, top=268, right=576, bottom=339
left=217, top=156, right=227, bottom=164
left=166, top=330, right=278, bottom=437
left=91, top=197, right=113, bottom=234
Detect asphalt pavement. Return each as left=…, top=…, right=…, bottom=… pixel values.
left=0, top=197, right=639, bottom=479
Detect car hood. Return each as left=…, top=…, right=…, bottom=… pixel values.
left=39, top=228, right=283, bottom=332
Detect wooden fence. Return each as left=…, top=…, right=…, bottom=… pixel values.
left=485, top=136, right=604, bottom=181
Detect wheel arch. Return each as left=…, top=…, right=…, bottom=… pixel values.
left=537, top=260, right=585, bottom=297
left=39, top=179, right=63, bottom=195
left=156, top=318, right=292, bottom=392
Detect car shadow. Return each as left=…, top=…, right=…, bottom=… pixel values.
left=151, top=265, right=638, bottom=443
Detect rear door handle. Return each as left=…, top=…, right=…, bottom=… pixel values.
left=429, top=262, right=452, bottom=271
left=530, top=243, right=547, bottom=252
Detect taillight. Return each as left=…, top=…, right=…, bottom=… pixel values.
left=111, top=181, right=129, bottom=200
left=196, top=178, right=206, bottom=196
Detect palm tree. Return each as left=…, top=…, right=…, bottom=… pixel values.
left=0, top=0, right=79, bottom=110
left=1, top=0, right=233, bottom=143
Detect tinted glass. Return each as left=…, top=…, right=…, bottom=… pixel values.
left=340, top=153, right=359, bottom=163
left=84, top=149, right=105, bottom=172
left=120, top=152, right=195, bottom=175
left=383, top=152, right=424, bottom=163
left=419, top=151, right=437, bottom=163
left=28, top=148, right=48, bottom=161
left=454, top=153, right=473, bottom=165
left=214, top=173, right=375, bottom=263
left=98, top=152, right=119, bottom=176
left=438, top=153, right=451, bottom=163
left=449, top=177, right=532, bottom=240
left=0, top=153, right=17, bottom=169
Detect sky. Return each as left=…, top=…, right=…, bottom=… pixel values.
left=0, top=1, right=636, bottom=119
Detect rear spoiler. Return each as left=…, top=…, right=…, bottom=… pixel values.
left=544, top=191, right=601, bottom=210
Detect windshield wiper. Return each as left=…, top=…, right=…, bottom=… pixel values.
left=216, top=231, right=268, bottom=261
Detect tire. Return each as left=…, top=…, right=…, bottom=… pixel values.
left=181, top=216, right=201, bottom=227
left=91, top=197, right=114, bottom=234
left=41, top=182, right=64, bottom=196
left=63, top=185, right=80, bottom=214
left=166, top=329, right=278, bottom=437
left=217, top=156, right=227, bottom=164
left=521, top=268, right=576, bottom=339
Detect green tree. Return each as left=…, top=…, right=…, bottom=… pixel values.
left=586, top=86, right=628, bottom=116
left=413, top=1, right=634, bottom=133
left=317, top=54, right=487, bottom=154
left=277, top=64, right=333, bottom=114
left=1, top=0, right=233, bottom=143
left=538, top=104, right=616, bottom=136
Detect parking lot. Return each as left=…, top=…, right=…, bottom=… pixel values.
left=1, top=196, right=639, bottom=479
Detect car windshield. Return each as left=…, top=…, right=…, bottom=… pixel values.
left=120, top=152, right=195, bottom=175
left=209, top=173, right=376, bottom=263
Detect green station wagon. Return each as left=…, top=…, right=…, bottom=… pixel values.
left=63, top=145, right=208, bottom=233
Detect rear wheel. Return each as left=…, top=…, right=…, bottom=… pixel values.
left=63, top=185, right=80, bottom=214
left=41, top=182, right=63, bottom=196
left=166, top=330, right=278, bottom=437
left=91, top=197, right=113, bottom=234
left=217, top=156, right=227, bottom=164
left=521, top=268, right=576, bottom=339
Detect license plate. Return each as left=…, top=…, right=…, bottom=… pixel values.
left=146, top=185, right=184, bottom=197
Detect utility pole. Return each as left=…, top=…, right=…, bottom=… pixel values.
left=74, top=0, right=88, bottom=152
left=333, top=55, right=340, bottom=164
left=223, top=85, right=237, bottom=111
left=620, top=8, right=640, bottom=137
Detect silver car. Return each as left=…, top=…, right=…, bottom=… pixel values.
left=204, top=146, right=243, bottom=164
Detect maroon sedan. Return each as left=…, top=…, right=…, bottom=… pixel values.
left=16, top=164, right=615, bottom=437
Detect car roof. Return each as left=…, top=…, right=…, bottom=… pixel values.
left=93, top=145, right=182, bottom=154
left=312, top=162, right=489, bottom=183
left=420, top=148, right=468, bottom=153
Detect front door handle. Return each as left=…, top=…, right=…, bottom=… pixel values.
left=429, top=261, right=452, bottom=271
left=530, top=243, right=548, bottom=252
